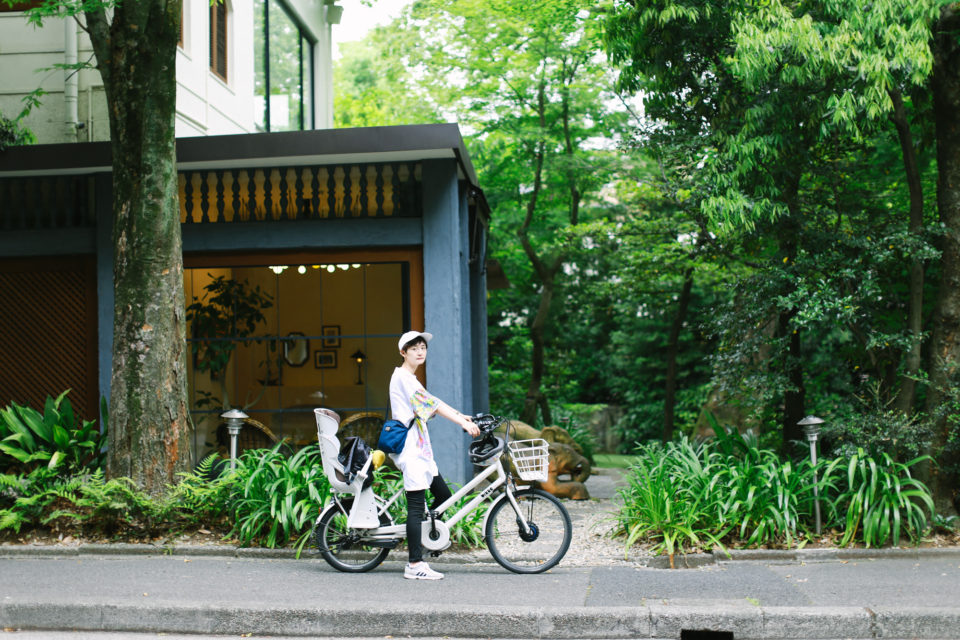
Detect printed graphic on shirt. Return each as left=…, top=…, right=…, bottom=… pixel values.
left=410, top=389, right=438, bottom=459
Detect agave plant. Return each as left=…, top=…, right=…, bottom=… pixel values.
left=0, top=391, right=105, bottom=474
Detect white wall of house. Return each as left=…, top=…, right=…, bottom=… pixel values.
left=0, top=10, right=107, bottom=143
left=177, top=0, right=256, bottom=137
left=0, top=0, right=336, bottom=144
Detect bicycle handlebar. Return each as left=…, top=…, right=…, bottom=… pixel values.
left=472, top=413, right=505, bottom=435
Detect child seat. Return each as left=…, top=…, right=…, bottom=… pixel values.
left=314, top=408, right=379, bottom=528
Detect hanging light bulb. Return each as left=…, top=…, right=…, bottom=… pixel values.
left=326, top=265, right=336, bottom=272
left=298, top=265, right=306, bottom=274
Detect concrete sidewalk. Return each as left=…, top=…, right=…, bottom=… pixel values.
left=1, top=548, right=958, bottom=639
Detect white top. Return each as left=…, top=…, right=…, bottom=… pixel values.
left=389, top=367, right=440, bottom=491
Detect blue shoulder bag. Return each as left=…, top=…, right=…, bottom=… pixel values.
left=377, top=418, right=414, bottom=454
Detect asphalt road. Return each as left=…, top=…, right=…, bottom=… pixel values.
left=1, top=551, right=959, bottom=639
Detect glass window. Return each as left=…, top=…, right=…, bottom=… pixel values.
left=254, top=0, right=316, bottom=132
left=209, top=1, right=228, bottom=81
left=185, top=260, right=409, bottom=454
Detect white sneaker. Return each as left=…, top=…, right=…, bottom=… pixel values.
left=404, top=562, right=443, bottom=580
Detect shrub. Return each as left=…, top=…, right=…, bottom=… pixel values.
left=0, top=391, right=106, bottom=475
left=615, top=432, right=936, bottom=560
left=824, top=449, right=934, bottom=548
left=616, top=439, right=729, bottom=567
left=228, top=443, right=330, bottom=551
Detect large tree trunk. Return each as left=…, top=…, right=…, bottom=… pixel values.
left=889, top=88, right=926, bottom=415
left=663, top=268, right=694, bottom=443
left=924, top=4, right=960, bottom=515
left=86, top=2, right=191, bottom=494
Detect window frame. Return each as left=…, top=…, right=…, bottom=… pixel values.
left=209, top=0, right=229, bottom=82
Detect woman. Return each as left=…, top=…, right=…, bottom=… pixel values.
left=389, top=330, right=479, bottom=580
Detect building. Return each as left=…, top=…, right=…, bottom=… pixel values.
left=0, top=1, right=491, bottom=484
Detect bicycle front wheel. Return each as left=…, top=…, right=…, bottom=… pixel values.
left=314, top=502, right=390, bottom=573
left=485, top=487, right=572, bottom=574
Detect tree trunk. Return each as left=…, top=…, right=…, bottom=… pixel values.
left=663, top=268, right=694, bottom=443
left=779, top=181, right=806, bottom=446
left=924, top=4, right=960, bottom=515
left=520, top=267, right=557, bottom=426
left=86, top=3, right=192, bottom=493
left=889, top=87, right=926, bottom=415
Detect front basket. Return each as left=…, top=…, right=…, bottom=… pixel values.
left=507, top=438, right=549, bottom=482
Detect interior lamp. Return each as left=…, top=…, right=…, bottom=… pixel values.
left=351, top=349, right=366, bottom=385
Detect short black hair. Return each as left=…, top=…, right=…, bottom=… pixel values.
left=401, top=336, right=428, bottom=352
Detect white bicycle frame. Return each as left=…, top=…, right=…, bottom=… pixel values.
left=343, top=454, right=533, bottom=546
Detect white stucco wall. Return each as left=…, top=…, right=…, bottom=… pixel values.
left=0, top=11, right=107, bottom=143
left=176, top=0, right=255, bottom=137
left=0, top=0, right=334, bottom=144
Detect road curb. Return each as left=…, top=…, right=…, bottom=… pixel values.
left=2, top=600, right=959, bottom=639
left=3, top=542, right=959, bottom=566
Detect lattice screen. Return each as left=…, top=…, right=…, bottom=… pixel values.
left=0, top=261, right=97, bottom=420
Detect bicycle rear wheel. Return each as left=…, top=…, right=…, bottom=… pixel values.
left=485, top=487, right=572, bottom=574
left=314, top=501, right=390, bottom=572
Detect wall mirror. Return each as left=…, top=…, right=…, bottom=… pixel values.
left=283, top=332, right=309, bottom=367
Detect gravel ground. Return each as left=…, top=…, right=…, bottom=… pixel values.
left=560, top=467, right=654, bottom=566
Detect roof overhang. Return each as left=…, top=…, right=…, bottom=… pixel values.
left=0, top=122, right=491, bottom=220
left=0, top=123, right=479, bottom=184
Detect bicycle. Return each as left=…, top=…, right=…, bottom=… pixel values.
left=311, top=408, right=572, bottom=574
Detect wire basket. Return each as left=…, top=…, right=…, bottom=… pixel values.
left=507, top=438, right=549, bottom=482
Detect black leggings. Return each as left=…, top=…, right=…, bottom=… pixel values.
left=406, top=473, right=453, bottom=563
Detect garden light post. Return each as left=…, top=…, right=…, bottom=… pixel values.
left=798, top=415, right=824, bottom=535
left=221, top=409, right=248, bottom=470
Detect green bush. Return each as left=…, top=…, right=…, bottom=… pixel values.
left=0, top=392, right=106, bottom=475
left=616, top=430, right=936, bottom=560
left=824, top=449, right=934, bottom=548
left=228, top=443, right=330, bottom=551
left=616, top=440, right=728, bottom=567
left=166, top=454, right=237, bottom=528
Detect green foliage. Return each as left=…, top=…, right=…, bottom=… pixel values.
left=443, top=485, right=488, bottom=547
left=616, top=433, right=936, bottom=557
left=822, top=383, right=933, bottom=461
left=40, top=470, right=162, bottom=535
left=334, top=24, right=442, bottom=127
left=166, top=454, right=236, bottom=527
left=185, top=275, right=274, bottom=379
left=616, top=439, right=729, bottom=564
left=825, top=449, right=934, bottom=548
left=0, top=391, right=106, bottom=475
left=228, top=443, right=330, bottom=550
left=0, top=110, right=35, bottom=150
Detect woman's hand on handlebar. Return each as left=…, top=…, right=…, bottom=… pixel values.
left=458, top=414, right=480, bottom=437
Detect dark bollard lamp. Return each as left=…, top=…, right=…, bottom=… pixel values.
left=798, top=415, right=824, bottom=535
left=221, top=408, right=248, bottom=470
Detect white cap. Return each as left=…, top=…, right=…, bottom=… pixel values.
left=398, top=330, right=433, bottom=351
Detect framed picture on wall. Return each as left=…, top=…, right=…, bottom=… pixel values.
left=315, top=350, right=337, bottom=369
left=321, top=325, right=341, bottom=348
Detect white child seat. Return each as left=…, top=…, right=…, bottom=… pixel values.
left=314, top=408, right=379, bottom=528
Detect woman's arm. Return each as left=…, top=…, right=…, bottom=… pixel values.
left=435, top=402, right=480, bottom=437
